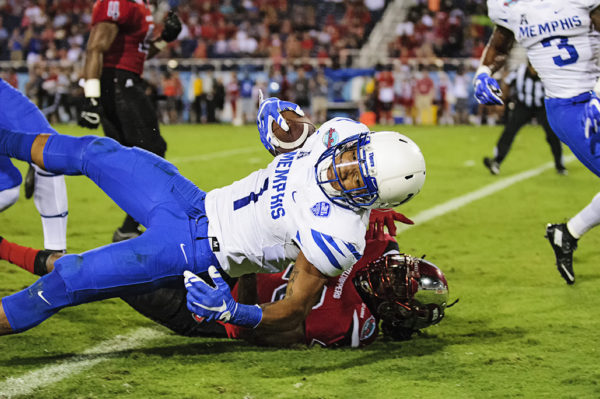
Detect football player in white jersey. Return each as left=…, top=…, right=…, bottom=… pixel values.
left=475, top=0, right=600, bottom=285
left=0, top=92, right=426, bottom=335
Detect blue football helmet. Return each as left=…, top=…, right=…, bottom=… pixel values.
left=314, top=131, right=426, bottom=210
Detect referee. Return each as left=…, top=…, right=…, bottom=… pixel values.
left=483, top=62, right=567, bottom=175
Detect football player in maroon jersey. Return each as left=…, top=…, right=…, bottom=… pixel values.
left=78, top=1, right=181, bottom=242
left=0, top=210, right=450, bottom=347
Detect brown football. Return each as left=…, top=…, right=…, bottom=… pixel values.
left=271, top=110, right=316, bottom=154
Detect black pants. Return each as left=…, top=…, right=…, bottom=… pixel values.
left=100, top=68, right=167, bottom=157
left=121, top=273, right=235, bottom=337
left=495, top=104, right=563, bottom=170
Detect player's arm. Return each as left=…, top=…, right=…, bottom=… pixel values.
left=78, top=22, right=118, bottom=129
left=591, top=6, right=600, bottom=32
left=474, top=25, right=515, bottom=105
left=184, top=251, right=328, bottom=332
left=147, top=10, right=182, bottom=60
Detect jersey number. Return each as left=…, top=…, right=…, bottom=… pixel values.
left=106, top=1, right=120, bottom=20
left=233, top=178, right=269, bottom=210
left=541, top=36, right=579, bottom=67
left=139, top=24, right=155, bottom=54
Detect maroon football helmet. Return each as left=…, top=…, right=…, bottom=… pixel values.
left=353, top=254, right=449, bottom=340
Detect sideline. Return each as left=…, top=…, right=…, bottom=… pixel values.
left=396, top=156, right=576, bottom=234
left=0, top=328, right=167, bottom=398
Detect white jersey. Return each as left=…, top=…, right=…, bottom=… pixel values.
left=488, top=0, right=600, bottom=98
left=205, top=118, right=371, bottom=278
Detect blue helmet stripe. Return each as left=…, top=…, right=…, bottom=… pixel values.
left=311, top=229, right=342, bottom=270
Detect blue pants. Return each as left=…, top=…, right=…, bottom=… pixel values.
left=545, top=93, right=600, bottom=177
left=0, top=78, right=57, bottom=190
left=2, top=135, right=219, bottom=331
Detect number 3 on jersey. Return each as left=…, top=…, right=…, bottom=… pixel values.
left=541, top=36, right=579, bottom=67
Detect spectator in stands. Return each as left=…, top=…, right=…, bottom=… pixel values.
left=292, top=67, right=310, bottom=117
left=162, top=70, right=183, bottom=124
left=414, top=64, right=435, bottom=125
left=310, top=69, right=329, bottom=124
left=226, top=71, right=240, bottom=125
left=452, top=64, right=471, bottom=125
left=191, top=69, right=204, bottom=124
left=239, top=72, right=255, bottom=125
left=376, top=65, right=395, bottom=125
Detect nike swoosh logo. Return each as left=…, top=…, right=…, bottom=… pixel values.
left=192, top=299, right=227, bottom=313
left=38, top=290, right=51, bottom=306
left=180, top=243, right=188, bottom=264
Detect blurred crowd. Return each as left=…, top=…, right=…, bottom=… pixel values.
left=0, top=0, right=498, bottom=126
left=0, top=0, right=489, bottom=65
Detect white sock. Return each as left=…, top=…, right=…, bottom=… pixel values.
left=567, top=191, right=600, bottom=239
left=32, top=164, right=68, bottom=251
left=0, top=185, right=20, bottom=212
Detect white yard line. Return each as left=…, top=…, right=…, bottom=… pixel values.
left=0, top=327, right=167, bottom=398
left=396, top=155, right=576, bottom=234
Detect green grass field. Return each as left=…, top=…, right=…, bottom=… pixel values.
left=1, top=123, right=600, bottom=398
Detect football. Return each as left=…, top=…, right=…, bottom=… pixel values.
left=271, top=110, right=316, bottom=154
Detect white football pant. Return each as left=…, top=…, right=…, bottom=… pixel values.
left=32, top=164, right=68, bottom=251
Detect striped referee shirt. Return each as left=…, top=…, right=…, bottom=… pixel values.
left=504, top=64, right=545, bottom=108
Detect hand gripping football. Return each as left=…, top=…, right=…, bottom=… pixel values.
left=271, top=110, right=316, bottom=153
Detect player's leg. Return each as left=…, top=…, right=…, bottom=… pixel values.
left=483, top=105, right=530, bottom=175
left=537, top=107, right=566, bottom=174
left=31, top=164, right=68, bottom=251
left=0, top=236, right=61, bottom=275
left=0, top=223, right=191, bottom=334
left=0, top=156, right=22, bottom=211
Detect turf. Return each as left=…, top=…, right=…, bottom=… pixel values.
left=1, top=123, right=600, bottom=398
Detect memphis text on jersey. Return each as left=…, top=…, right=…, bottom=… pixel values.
left=270, top=152, right=295, bottom=219
left=518, top=14, right=582, bottom=40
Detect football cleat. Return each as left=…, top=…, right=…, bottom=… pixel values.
left=24, top=164, right=35, bottom=199
left=556, top=167, right=568, bottom=176
left=483, top=157, right=500, bottom=175
left=112, top=227, right=142, bottom=243
left=545, top=223, right=578, bottom=285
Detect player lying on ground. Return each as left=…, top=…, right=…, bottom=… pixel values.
left=0, top=231, right=450, bottom=347
left=474, top=0, right=600, bottom=284
left=116, top=96, right=440, bottom=347
left=0, top=90, right=426, bottom=335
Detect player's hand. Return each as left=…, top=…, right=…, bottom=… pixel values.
left=474, top=72, right=503, bottom=105
left=161, top=10, right=182, bottom=42
left=184, top=266, right=262, bottom=327
left=367, top=208, right=414, bottom=240
left=78, top=97, right=101, bottom=129
left=584, top=93, right=600, bottom=139
left=256, top=89, right=304, bottom=155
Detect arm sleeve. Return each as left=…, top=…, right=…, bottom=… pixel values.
left=486, top=0, right=511, bottom=30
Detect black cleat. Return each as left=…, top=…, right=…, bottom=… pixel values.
left=24, top=164, right=35, bottom=199
left=483, top=157, right=500, bottom=175
left=545, top=223, right=578, bottom=285
left=112, top=227, right=142, bottom=243
left=556, top=167, right=568, bottom=176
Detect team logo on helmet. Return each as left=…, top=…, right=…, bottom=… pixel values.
left=322, top=128, right=339, bottom=148
left=310, top=202, right=331, bottom=217
left=360, top=315, right=377, bottom=341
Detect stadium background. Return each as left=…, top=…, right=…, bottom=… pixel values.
left=1, top=1, right=600, bottom=398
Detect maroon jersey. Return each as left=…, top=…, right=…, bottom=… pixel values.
left=225, top=235, right=397, bottom=348
left=92, top=0, right=154, bottom=75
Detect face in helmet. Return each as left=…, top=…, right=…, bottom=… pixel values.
left=353, top=254, right=449, bottom=341
left=315, top=131, right=426, bottom=210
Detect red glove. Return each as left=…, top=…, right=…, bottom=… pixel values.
left=367, top=209, right=414, bottom=240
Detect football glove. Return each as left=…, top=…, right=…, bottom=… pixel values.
left=78, top=97, right=101, bottom=129
left=367, top=209, right=414, bottom=240
left=473, top=70, right=503, bottom=105
left=184, top=266, right=262, bottom=328
left=161, top=10, right=182, bottom=42
left=256, top=89, right=304, bottom=155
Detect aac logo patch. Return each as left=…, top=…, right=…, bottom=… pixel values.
left=360, top=315, right=377, bottom=341
left=323, top=128, right=339, bottom=148
left=310, top=202, right=331, bottom=217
